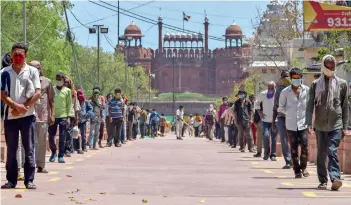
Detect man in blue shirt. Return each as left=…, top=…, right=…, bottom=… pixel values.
left=278, top=68, right=310, bottom=179
left=108, top=88, right=125, bottom=147
left=149, top=109, right=160, bottom=138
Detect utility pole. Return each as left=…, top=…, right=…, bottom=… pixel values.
left=172, top=56, right=175, bottom=123
left=62, top=1, right=83, bottom=90
left=94, top=25, right=103, bottom=85
left=23, top=0, right=26, bottom=44
left=117, top=0, right=120, bottom=45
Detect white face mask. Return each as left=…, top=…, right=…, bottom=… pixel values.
left=322, top=66, right=335, bottom=77
left=56, top=80, right=64, bottom=87
left=209, top=106, right=213, bottom=111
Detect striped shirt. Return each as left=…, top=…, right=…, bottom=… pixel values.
left=109, top=97, right=123, bottom=119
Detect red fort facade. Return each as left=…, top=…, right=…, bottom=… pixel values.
left=118, top=16, right=251, bottom=97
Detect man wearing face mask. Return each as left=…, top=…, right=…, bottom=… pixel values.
left=257, top=81, right=278, bottom=161
left=29, top=60, right=55, bottom=173
left=88, top=87, right=103, bottom=150
left=272, top=70, right=292, bottom=169
left=76, top=89, right=93, bottom=153
left=205, top=104, right=217, bottom=140
left=1, top=43, right=41, bottom=189
left=218, top=97, right=229, bottom=142
left=278, top=68, right=310, bottom=179
left=48, top=72, right=72, bottom=164
left=234, top=90, right=254, bottom=152
left=108, top=88, right=125, bottom=147
left=306, top=55, right=350, bottom=191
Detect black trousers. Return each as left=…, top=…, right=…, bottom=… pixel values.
left=110, top=118, right=123, bottom=145
left=287, top=129, right=308, bottom=175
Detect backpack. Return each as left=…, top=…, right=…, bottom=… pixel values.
left=206, top=111, right=215, bottom=125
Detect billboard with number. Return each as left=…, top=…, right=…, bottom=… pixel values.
left=304, top=0, right=351, bottom=31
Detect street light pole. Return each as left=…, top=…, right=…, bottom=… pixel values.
left=172, top=56, right=175, bottom=123
left=23, top=0, right=26, bottom=45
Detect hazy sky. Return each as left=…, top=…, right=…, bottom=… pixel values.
left=69, top=1, right=270, bottom=52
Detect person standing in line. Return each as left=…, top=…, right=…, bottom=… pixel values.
left=108, top=88, right=125, bottom=147
left=205, top=104, right=217, bottom=140
left=127, top=102, right=136, bottom=141
left=48, top=72, right=72, bottom=163
left=257, top=81, right=278, bottom=161
left=121, top=94, right=128, bottom=144
left=218, top=97, right=229, bottom=142
left=104, top=93, right=113, bottom=144
left=248, top=95, right=257, bottom=147
left=175, top=105, right=184, bottom=140
left=253, top=99, right=263, bottom=156
left=149, top=109, right=161, bottom=138
left=194, top=113, right=202, bottom=137
left=139, top=108, right=147, bottom=139
left=76, top=89, right=93, bottom=153
left=98, top=93, right=106, bottom=148
left=306, top=55, right=350, bottom=191
left=224, top=102, right=234, bottom=146
left=30, top=60, right=55, bottom=173
left=159, top=113, right=166, bottom=136
left=278, top=68, right=310, bottom=178
left=234, top=90, right=254, bottom=152
left=272, top=70, right=292, bottom=169
left=88, top=88, right=103, bottom=150
left=132, top=103, right=141, bottom=140
left=1, top=43, right=41, bottom=189
left=188, top=114, right=195, bottom=137
left=63, top=77, right=79, bottom=156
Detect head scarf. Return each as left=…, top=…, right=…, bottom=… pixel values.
left=77, top=89, right=85, bottom=102
left=315, top=55, right=341, bottom=109
left=64, top=76, right=76, bottom=97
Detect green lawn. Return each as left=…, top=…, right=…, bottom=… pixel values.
left=151, top=92, right=217, bottom=102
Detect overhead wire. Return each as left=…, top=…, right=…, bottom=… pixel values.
left=68, top=8, right=90, bottom=28
left=90, top=1, right=224, bottom=42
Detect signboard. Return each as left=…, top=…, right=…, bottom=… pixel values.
left=304, top=0, right=351, bottom=31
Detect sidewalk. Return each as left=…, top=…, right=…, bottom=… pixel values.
left=1, top=135, right=351, bottom=205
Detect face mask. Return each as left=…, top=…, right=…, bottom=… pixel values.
left=224, top=101, right=228, bottom=104
left=281, top=77, right=291, bottom=86
left=77, top=95, right=85, bottom=102
left=291, top=79, right=302, bottom=87
left=56, top=80, right=64, bottom=87
left=238, top=94, right=245, bottom=99
left=322, top=66, right=335, bottom=77
left=12, top=54, right=25, bottom=64
left=209, top=106, right=214, bottom=111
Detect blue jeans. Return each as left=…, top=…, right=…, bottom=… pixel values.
left=277, top=117, right=291, bottom=164
left=88, top=120, right=100, bottom=148
left=48, top=118, right=67, bottom=157
left=316, top=129, right=342, bottom=183
left=121, top=123, right=125, bottom=142
left=151, top=123, right=158, bottom=137
left=262, top=121, right=278, bottom=158
left=4, top=115, right=36, bottom=186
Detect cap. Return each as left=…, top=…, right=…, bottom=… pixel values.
left=115, top=88, right=121, bottom=93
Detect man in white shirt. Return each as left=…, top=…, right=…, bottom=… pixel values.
left=257, top=81, right=278, bottom=161
left=1, top=43, right=41, bottom=189
left=176, top=105, right=184, bottom=140
left=146, top=109, right=151, bottom=136
left=278, top=68, right=310, bottom=179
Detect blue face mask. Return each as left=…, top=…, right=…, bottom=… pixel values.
left=291, top=79, right=302, bottom=87
left=238, top=94, right=245, bottom=99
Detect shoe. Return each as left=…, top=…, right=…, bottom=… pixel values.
left=105, top=144, right=112, bottom=147
left=249, top=149, right=254, bottom=153
left=122, top=141, right=126, bottom=144
left=1, top=182, right=16, bottom=189
left=331, top=179, right=342, bottom=191
left=318, top=183, right=328, bottom=190
left=65, top=152, right=71, bottom=157
left=83, top=149, right=88, bottom=152
left=77, top=150, right=84, bottom=154
left=270, top=157, right=277, bottom=161
left=263, top=155, right=269, bottom=160
left=295, top=173, right=303, bottom=178
left=49, top=153, right=57, bottom=162
left=231, top=145, right=237, bottom=148
left=116, top=143, right=122, bottom=147
left=25, top=182, right=36, bottom=189
left=58, top=157, right=65, bottom=163
left=239, top=148, right=244, bottom=152
left=282, top=164, right=291, bottom=169
left=99, top=145, right=104, bottom=149
left=37, top=167, right=48, bottom=173
left=253, top=153, right=261, bottom=157
left=302, top=169, right=310, bottom=177
left=92, top=148, right=99, bottom=150
left=241, top=149, right=245, bottom=153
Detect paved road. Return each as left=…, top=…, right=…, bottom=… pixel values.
left=1, top=135, right=351, bottom=205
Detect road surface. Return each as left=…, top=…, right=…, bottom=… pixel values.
left=1, top=135, right=351, bottom=205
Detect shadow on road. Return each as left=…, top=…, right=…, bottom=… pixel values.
left=217, top=151, right=242, bottom=153
left=237, top=159, right=264, bottom=162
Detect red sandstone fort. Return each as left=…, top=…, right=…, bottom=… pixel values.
left=118, top=16, right=252, bottom=97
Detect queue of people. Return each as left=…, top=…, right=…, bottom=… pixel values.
left=198, top=55, right=349, bottom=191
left=0, top=43, right=165, bottom=190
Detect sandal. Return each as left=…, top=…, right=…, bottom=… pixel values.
left=25, top=182, right=36, bottom=189
left=1, top=182, right=16, bottom=189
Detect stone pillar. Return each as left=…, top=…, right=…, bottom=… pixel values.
left=158, top=16, right=163, bottom=53
left=204, top=16, right=209, bottom=55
